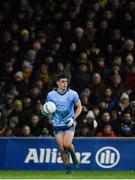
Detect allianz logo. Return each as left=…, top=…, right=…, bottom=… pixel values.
left=24, top=148, right=91, bottom=164
left=95, top=146, right=120, bottom=168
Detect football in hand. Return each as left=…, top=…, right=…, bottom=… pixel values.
left=43, top=101, right=56, bottom=114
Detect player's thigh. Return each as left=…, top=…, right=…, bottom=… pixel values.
left=64, top=131, right=74, bottom=147
left=55, top=133, right=65, bottom=149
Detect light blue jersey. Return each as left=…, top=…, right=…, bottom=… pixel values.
left=46, top=89, right=80, bottom=127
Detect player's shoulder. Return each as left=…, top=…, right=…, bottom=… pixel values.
left=68, top=89, right=78, bottom=95
left=47, top=90, right=57, bottom=96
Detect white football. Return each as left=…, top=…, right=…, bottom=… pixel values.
left=43, top=101, right=56, bottom=114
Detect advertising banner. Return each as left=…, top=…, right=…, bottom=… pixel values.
left=0, top=138, right=135, bottom=170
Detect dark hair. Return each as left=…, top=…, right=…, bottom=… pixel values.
left=56, top=72, right=68, bottom=81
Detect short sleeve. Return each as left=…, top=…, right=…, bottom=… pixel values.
left=46, top=93, right=52, bottom=102
left=73, top=91, right=80, bottom=103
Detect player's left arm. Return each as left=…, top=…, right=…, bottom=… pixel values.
left=74, top=100, right=82, bottom=120
left=66, top=99, right=82, bottom=128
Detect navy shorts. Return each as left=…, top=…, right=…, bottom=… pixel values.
left=53, top=124, right=75, bottom=135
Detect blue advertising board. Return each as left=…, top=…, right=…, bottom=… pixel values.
left=0, top=138, right=135, bottom=170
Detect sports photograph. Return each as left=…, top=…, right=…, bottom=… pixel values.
left=0, top=0, right=135, bottom=179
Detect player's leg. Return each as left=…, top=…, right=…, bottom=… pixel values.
left=55, top=133, right=72, bottom=173
left=55, top=133, right=69, bottom=165
left=63, top=130, right=80, bottom=170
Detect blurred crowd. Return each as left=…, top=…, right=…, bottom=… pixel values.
left=0, top=0, right=135, bottom=137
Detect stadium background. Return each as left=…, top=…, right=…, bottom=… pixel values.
left=0, top=0, right=135, bottom=178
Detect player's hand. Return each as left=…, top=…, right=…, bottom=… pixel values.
left=41, top=107, right=51, bottom=118
left=41, top=107, right=47, bottom=116
left=66, top=117, right=74, bottom=128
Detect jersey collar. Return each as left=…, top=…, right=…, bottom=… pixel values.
left=55, top=88, right=69, bottom=95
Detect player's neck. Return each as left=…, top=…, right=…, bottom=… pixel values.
left=57, top=88, right=67, bottom=94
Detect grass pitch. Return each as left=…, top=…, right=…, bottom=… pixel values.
left=0, top=171, right=135, bottom=179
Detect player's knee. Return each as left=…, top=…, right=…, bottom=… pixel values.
left=64, top=143, right=72, bottom=149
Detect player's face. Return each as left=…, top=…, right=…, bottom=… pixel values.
left=57, top=78, right=68, bottom=92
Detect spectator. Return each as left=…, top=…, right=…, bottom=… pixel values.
left=84, top=20, right=96, bottom=45
left=122, top=39, right=135, bottom=64
left=8, top=99, right=26, bottom=127
left=22, top=95, right=33, bottom=120
left=124, top=64, right=135, bottom=95
left=22, top=62, right=33, bottom=84
left=95, top=19, right=111, bottom=50
left=74, top=27, right=88, bottom=52
left=0, top=62, right=14, bottom=84
left=89, top=73, right=106, bottom=103
left=110, top=29, right=124, bottom=54
left=110, top=74, right=124, bottom=98
left=114, top=92, right=130, bottom=115
left=9, top=71, right=28, bottom=97
left=98, top=87, right=118, bottom=110
left=74, top=63, right=91, bottom=94
left=82, top=110, right=98, bottom=136
left=94, top=56, right=108, bottom=79
left=120, top=112, right=135, bottom=137
left=96, top=125, right=116, bottom=137
left=27, top=114, right=46, bottom=136
left=19, top=29, right=33, bottom=53
left=20, top=125, right=32, bottom=137
left=0, top=94, right=14, bottom=117
left=98, top=111, right=114, bottom=132
left=7, top=116, right=20, bottom=136
left=128, top=101, right=135, bottom=122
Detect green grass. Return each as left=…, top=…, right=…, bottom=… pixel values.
left=0, top=171, right=135, bottom=179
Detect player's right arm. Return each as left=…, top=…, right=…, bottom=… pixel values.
left=41, top=92, right=52, bottom=118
